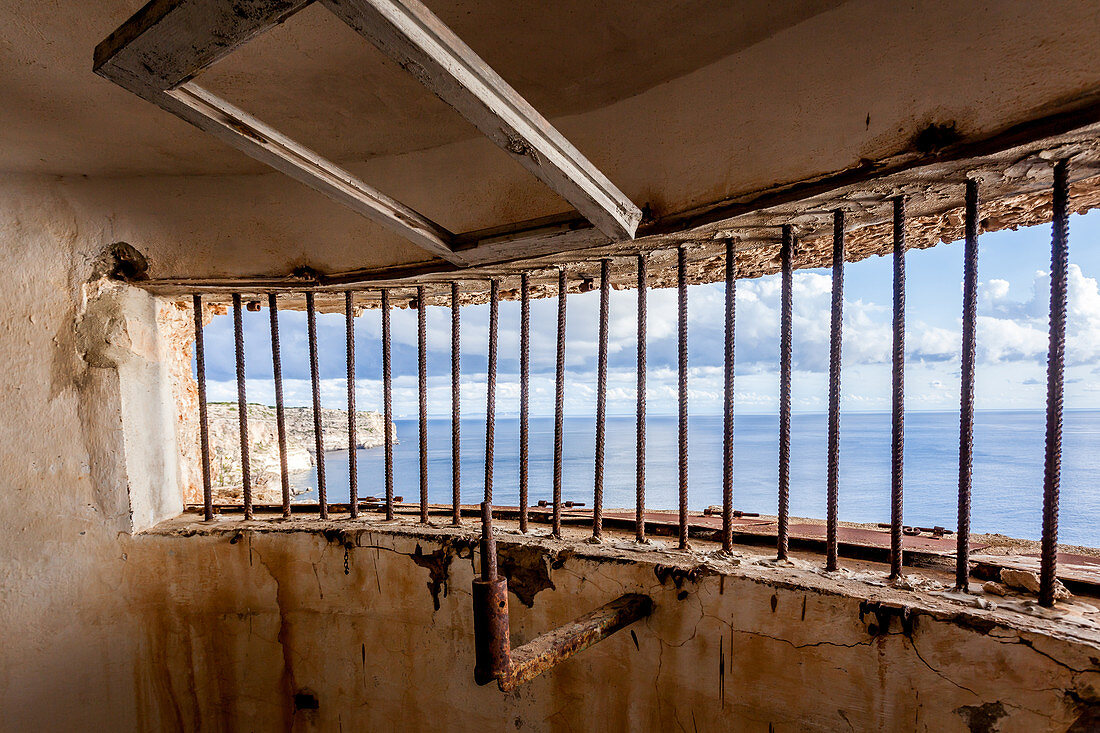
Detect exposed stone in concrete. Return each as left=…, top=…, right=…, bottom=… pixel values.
left=1001, top=567, right=1073, bottom=601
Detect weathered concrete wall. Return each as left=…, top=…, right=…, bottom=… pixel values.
left=0, top=176, right=146, bottom=731
left=129, top=519, right=1100, bottom=732
left=2, top=173, right=1099, bottom=732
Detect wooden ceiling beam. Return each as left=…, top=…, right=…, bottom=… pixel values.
left=167, top=82, right=462, bottom=263
left=321, top=0, right=642, bottom=242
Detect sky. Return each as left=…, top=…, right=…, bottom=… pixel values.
left=199, top=210, right=1100, bottom=419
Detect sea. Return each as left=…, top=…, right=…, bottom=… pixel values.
left=291, top=410, right=1100, bottom=547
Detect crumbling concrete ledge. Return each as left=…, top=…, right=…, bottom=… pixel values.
left=134, top=514, right=1100, bottom=731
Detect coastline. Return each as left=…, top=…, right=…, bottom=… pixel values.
left=206, top=403, right=396, bottom=503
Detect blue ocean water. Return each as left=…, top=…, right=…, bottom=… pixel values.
left=291, top=410, right=1100, bottom=546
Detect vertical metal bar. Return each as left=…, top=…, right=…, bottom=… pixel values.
left=890, top=198, right=907, bottom=578
left=452, top=282, right=462, bottom=526
left=777, top=226, right=793, bottom=560
left=268, top=293, right=291, bottom=518
left=382, top=290, right=394, bottom=520
left=956, top=179, right=979, bottom=591
left=192, top=295, right=213, bottom=521
left=485, top=279, right=499, bottom=507
left=722, top=240, right=736, bottom=552
left=345, top=291, right=358, bottom=518
left=418, top=287, right=428, bottom=523
left=552, top=268, right=568, bottom=537
left=232, top=294, right=253, bottom=519
left=1040, top=160, right=1070, bottom=607
left=519, top=273, right=530, bottom=533
left=481, top=501, right=498, bottom=582
left=677, top=246, right=689, bottom=550
left=306, top=291, right=327, bottom=519
left=593, top=259, right=611, bottom=540
left=826, top=211, right=845, bottom=571
left=636, top=254, right=648, bottom=543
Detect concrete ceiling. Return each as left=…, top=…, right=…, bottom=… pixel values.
left=0, top=0, right=843, bottom=177
left=5, top=0, right=1100, bottom=289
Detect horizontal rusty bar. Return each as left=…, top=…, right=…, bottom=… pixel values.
left=184, top=499, right=402, bottom=515
left=497, top=593, right=653, bottom=691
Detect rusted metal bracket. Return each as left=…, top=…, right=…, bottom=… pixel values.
left=472, top=503, right=653, bottom=691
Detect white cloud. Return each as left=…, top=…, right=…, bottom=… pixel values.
left=204, top=257, right=1100, bottom=415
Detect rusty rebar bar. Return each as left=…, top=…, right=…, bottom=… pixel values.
left=382, top=290, right=394, bottom=520
left=192, top=295, right=213, bottom=522
left=1040, top=160, right=1070, bottom=607
left=480, top=501, right=497, bottom=582
left=553, top=268, right=567, bottom=538
left=636, top=254, right=648, bottom=543
left=677, top=246, right=689, bottom=550
left=306, top=291, right=327, bottom=519
left=268, top=293, right=290, bottom=519
left=722, top=239, right=736, bottom=552
left=826, top=211, right=844, bottom=572
left=519, top=273, right=530, bottom=533
left=345, top=291, right=358, bottom=518
left=452, top=281, right=462, bottom=526
left=497, top=593, right=653, bottom=692
left=890, top=198, right=906, bottom=578
left=232, top=293, right=253, bottom=519
left=418, top=286, right=428, bottom=524
left=594, top=259, right=610, bottom=540
left=485, top=279, right=499, bottom=506
left=956, top=179, right=979, bottom=591
left=778, top=226, right=793, bottom=560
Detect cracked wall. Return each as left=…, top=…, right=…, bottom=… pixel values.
left=125, top=520, right=1100, bottom=732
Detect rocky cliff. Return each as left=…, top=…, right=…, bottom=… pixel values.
left=206, top=404, right=394, bottom=503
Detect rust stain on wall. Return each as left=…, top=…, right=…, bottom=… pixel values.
left=498, top=544, right=556, bottom=608
left=411, top=543, right=453, bottom=611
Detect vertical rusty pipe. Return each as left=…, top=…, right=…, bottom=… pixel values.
left=346, top=291, right=359, bottom=518
left=552, top=268, right=567, bottom=538
left=306, top=291, right=327, bottom=519
left=593, top=259, right=611, bottom=540
left=418, top=286, right=428, bottom=524
left=232, top=293, right=253, bottom=519
left=826, top=211, right=845, bottom=572
left=452, top=282, right=462, bottom=526
left=519, top=273, right=531, bottom=533
left=956, top=179, right=979, bottom=591
left=722, top=239, right=736, bottom=552
left=473, top=500, right=509, bottom=685
left=480, top=501, right=498, bottom=581
left=636, top=254, right=648, bottom=543
left=777, top=227, right=793, bottom=560
left=382, top=290, right=394, bottom=520
left=268, top=293, right=291, bottom=518
left=677, top=246, right=689, bottom=550
left=192, top=295, right=213, bottom=521
left=1040, top=160, right=1070, bottom=607
left=890, top=198, right=907, bottom=578
left=485, top=279, right=499, bottom=507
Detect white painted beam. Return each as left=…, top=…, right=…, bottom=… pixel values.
left=321, top=0, right=642, bottom=241
left=167, top=83, right=464, bottom=264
